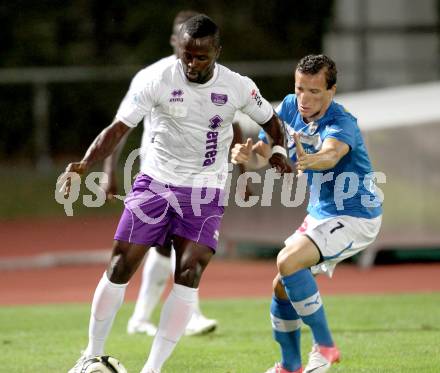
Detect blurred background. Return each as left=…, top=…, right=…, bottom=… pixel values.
left=1, top=0, right=440, bottom=270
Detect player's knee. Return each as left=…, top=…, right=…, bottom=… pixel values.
left=106, top=253, right=133, bottom=283
left=276, top=247, right=290, bottom=274
left=106, top=242, right=145, bottom=283
left=277, top=246, right=301, bottom=276
left=174, top=261, right=203, bottom=288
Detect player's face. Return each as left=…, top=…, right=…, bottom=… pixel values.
left=294, top=69, right=336, bottom=123
left=179, top=33, right=221, bottom=84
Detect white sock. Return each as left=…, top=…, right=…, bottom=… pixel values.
left=130, top=247, right=171, bottom=324
left=84, top=272, right=127, bottom=357
left=141, top=283, right=198, bottom=372
left=169, top=248, right=202, bottom=320
left=170, top=247, right=176, bottom=276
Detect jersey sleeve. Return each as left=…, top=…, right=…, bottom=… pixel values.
left=116, top=79, right=158, bottom=128
left=324, top=117, right=357, bottom=150
left=239, top=76, right=273, bottom=125
left=117, top=69, right=148, bottom=113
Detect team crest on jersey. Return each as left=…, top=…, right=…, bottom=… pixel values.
left=288, top=130, right=323, bottom=158
left=169, top=89, right=184, bottom=102
left=131, top=92, right=140, bottom=105
left=209, top=115, right=223, bottom=130
left=308, top=121, right=318, bottom=134
left=211, top=93, right=228, bottom=106
left=299, top=131, right=323, bottom=153
left=251, top=89, right=263, bottom=107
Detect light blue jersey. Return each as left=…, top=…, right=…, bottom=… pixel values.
left=259, top=94, right=382, bottom=219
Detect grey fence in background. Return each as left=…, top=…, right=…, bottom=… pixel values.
left=0, top=60, right=297, bottom=170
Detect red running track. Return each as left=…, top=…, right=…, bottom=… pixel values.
left=1, top=261, right=440, bottom=305
left=1, top=216, right=439, bottom=305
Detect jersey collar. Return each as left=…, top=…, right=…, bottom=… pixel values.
left=300, top=100, right=336, bottom=134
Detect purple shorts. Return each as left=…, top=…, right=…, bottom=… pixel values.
left=114, top=174, right=224, bottom=251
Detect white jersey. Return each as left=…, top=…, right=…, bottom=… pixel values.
left=116, top=59, right=273, bottom=189
left=119, top=55, right=177, bottom=167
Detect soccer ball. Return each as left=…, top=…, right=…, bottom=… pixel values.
left=81, top=356, right=127, bottom=373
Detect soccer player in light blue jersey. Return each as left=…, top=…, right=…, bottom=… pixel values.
left=231, top=54, right=383, bottom=373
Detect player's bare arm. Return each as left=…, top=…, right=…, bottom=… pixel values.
left=61, top=120, right=131, bottom=196
left=231, top=121, right=253, bottom=200
left=261, top=112, right=284, bottom=148
left=294, top=133, right=349, bottom=171
left=101, top=125, right=134, bottom=199
left=260, top=113, right=292, bottom=174
left=82, top=120, right=131, bottom=168
left=231, top=122, right=248, bottom=174
left=231, top=113, right=291, bottom=174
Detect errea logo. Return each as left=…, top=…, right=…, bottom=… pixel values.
left=170, top=89, right=184, bottom=102
left=171, top=89, right=183, bottom=97
left=209, top=115, right=223, bottom=130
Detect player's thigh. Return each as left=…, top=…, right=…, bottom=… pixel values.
left=155, top=238, right=172, bottom=257
left=107, top=240, right=151, bottom=283
left=277, top=234, right=321, bottom=276
left=172, top=236, right=214, bottom=288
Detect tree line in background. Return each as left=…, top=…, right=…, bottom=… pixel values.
left=0, top=0, right=334, bottom=161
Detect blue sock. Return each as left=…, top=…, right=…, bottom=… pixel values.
left=282, top=269, right=334, bottom=347
left=270, top=295, right=302, bottom=372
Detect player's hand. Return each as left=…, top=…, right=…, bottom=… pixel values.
left=268, top=152, right=292, bottom=175
left=293, top=132, right=305, bottom=158
left=293, top=132, right=309, bottom=172
left=252, top=140, right=271, bottom=158
left=59, top=161, right=88, bottom=197
left=231, top=138, right=253, bottom=165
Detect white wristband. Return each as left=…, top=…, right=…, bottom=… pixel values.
left=271, top=145, right=287, bottom=158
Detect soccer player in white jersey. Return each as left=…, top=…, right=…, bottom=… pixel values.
left=102, top=10, right=219, bottom=338
left=62, top=14, right=291, bottom=373
left=232, top=54, right=383, bottom=373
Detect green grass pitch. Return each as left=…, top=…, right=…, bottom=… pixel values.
left=1, top=294, right=440, bottom=372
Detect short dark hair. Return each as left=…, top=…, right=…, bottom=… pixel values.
left=296, top=54, right=337, bottom=89
left=180, top=14, right=220, bottom=47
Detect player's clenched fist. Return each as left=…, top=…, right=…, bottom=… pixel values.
left=231, top=138, right=253, bottom=165
left=268, top=153, right=292, bottom=175
left=59, top=161, right=89, bottom=197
